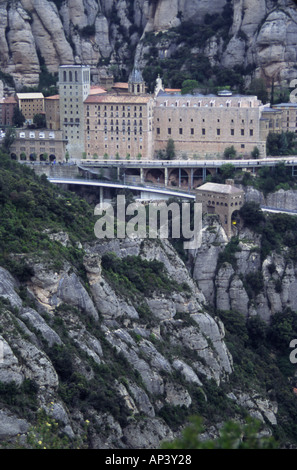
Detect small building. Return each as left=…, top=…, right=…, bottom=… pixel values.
left=196, top=181, right=244, bottom=238
left=45, top=94, right=60, bottom=130
left=10, top=128, right=66, bottom=162
left=16, top=92, right=45, bottom=123
left=271, top=102, right=297, bottom=134
left=0, top=95, right=17, bottom=126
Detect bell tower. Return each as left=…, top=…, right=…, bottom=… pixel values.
left=128, top=66, right=146, bottom=95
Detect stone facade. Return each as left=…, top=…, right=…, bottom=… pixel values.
left=154, top=92, right=267, bottom=159
left=0, top=96, right=17, bottom=126
left=7, top=69, right=297, bottom=163
left=16, top=93, right=44, bottom=123
left=196, top=181, right=244, bottom=238
left=84, top=94, right=154, bottom=160
left=10, top=128, right=66, bottom=162
left=271, top=103, right=297, bottom=134
left=58, top=65, right=90, bottom=159
left=45, top=95, right=60, bottom=131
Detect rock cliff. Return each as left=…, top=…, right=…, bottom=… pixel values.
left=0, top=0, right=296, bottom=90
left=0, top=229, right=281, bottom=448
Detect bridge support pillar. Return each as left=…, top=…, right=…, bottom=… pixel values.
left=99, top=186, right=104, bottom=204
left=179, top=168, right=181, bottom=187
left=202, top=167, right=207, bottom=182
left=140, top=168, right=144, bottom=183
left=165, top=167, right=168, bottom=186
left=190, top=168, right=194, bottom=189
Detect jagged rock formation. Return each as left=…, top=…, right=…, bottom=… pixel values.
left=192, top=187, right=297, bottom=323
left=0, top=228, right=282, bottom=448
left=0, top=0, right=296, bottom=89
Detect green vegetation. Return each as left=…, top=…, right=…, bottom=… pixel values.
left=217, top=236, right=241, bottom=270
left=223, top=145, right=237, bottom=160
left=81, top=24, right=96, bottom=38
left=0, top=151, right=95, bottom=278
left=181, top=79, right=199, bottom=95
left=142, top=2, right=240, bottom=92
left=12, top=107, right=26, bottom=128
left=162, top=415, right=277, bottom=449
left=101, top=253, right=187, bottom=301
left=239, top=200, right=297, bottom=261
left=215, top=307, right=297, bottom=445
left=33, top=113, right=46, bottom=128
left=20, top=62, right=58, bottom=97
left=0, top=379, right=38, bottom=420
left=236, top=162, right=297, bottom=195
left=267, top=131, right=297, bottom=156
left=1, top=127, right=16, bottom=153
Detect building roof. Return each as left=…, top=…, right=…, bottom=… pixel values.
left=89, top=86, right=107, bottom=95
left=16, top=93, right=44, bottom=99
left=3, top=96, right=17, bottom=104
left=128, top=67, right=144, bottom=84
left=197, top=182, right=244, bottom=194
left=84, top=93, right=152, bottom=104
left=272, top=102, right=297, bottom=108
left=45, top=95, right=60, bottom=100
left=112, top=82, right=129, bottom=89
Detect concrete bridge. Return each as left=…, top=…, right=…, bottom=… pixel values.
left=48, top=177, right=196, bottom=203
left=24, top=156, right=297, bottom=201
left=78, top=156, right=297, bottom=190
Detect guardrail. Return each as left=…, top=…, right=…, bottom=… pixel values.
left=79, top=156, right=297, bottom=168
left=48, top=177, right=196, bottom=198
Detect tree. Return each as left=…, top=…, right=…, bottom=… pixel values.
left=181, top=79, right=199, bottom=95
left=279, top=132, right=288, bottom=155
left=166, top=138, right=176, bottom=160
left=12, top=107, right=26, bottom=127
left=33, top=113, right=46, bottom=128
left=239, top=201, right=265, bottom=229
left=251, top=146, right=260, bottom=159
left=219, top=163, right=236, bottom=181
left=248, top=78, right=268, bottom=104
left=223, top=145, right=236, bottom=160
left=161, top=415, right=277, bottom=449
left=1, top=127, right=16, bottom=152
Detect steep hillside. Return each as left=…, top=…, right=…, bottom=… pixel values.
left=1, top=154, right=297, bottom=448
left=1, top=0, right=296, bottom=93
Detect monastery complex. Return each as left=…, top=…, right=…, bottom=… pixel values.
left=1, top=64, right=296, bottom=162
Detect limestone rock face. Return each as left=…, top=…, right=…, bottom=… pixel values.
left=0, top=0, right=296, bottom=88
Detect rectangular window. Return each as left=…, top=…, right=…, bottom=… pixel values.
left=179, top=128, right=183, bottom=135
left=241, top=129, right=245, bottom=136
left=202, top=128, right=205, bottom=135
left=249, top=129, right=253, bottom=136
left=191, top=128, right=194, bottom=135
left=157, top=128, right=160, bottom=135
left=217, top=129, right=220, bottom=136
left=168, top=128, right=171, bottom=135
left=231, top=129, right=234, bottom=135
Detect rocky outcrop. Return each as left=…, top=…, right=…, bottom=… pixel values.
left=0, top=0, right=296, bottom=89
left=0, top=234, right=240, bottom=448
